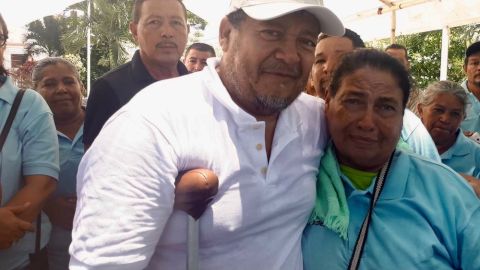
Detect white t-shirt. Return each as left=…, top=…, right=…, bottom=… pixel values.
left=70, top=58, right=328, bottom=270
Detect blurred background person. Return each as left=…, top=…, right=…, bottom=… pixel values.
left=0, top=13, right=59, bottom=270
left=385, top=44, right=419, bottom=113
left=418, top=80, right=480, bottom=196
left=83, top=0, right=189, bottom=150
left=183, top=42, right=216, bottom=72
left=32, top=57, right=85, bottom=270
left=309, top=28, right=364, bottom=99
left=303, top=48, right=480, bottom=270
left=461, top=41, right=480, bottom=134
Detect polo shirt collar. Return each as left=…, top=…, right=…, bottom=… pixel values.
left=0, top=77, right=19, bottom=105
left=131, top=50, right=189, bottom=84
left=441, top=129, right=470, bottom=159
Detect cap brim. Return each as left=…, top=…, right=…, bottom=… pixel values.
left=242, top=3, right=345, bottom=36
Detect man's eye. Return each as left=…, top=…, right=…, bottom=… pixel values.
left=379, top=104, right=396, bottom=112
left=171, top=20, right=184, bottom=27
left=315, top=58, right=326, bottom=65
left=148, top=20, right=161, bottom=25
left=299, top=38, right=316, bottom=49
left=259, top=30, right=282, bottom=41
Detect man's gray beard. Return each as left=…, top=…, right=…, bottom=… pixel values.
left=255, top=95, right=290, bottom=113
left=225, top=70, right=292, bottom=114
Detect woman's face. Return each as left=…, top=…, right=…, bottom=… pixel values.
left=326, top=66, right=404, bottom=172
left=418, top=92, right=464, bottom=146
left=36, top=63, right=83, bottom=119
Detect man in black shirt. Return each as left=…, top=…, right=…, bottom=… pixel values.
left=83, top=0, right=189, bottom=149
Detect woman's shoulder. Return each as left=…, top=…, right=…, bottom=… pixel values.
left=397, top=150, right=477, bottom=198
left=18, top=88, right=52, bottom=114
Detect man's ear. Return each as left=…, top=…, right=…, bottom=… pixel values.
left=219, top=17, right=233, bottom=52
left=129, top=22, right=138, bottom=43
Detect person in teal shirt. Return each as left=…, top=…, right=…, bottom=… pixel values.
left=460, top=41, right=480, bottom=133
left=32, top=57, right=85, bottom=270
left=303, top=49, right=480, bottom=269
left=418, top=80, right=480, bottom=197
left=0, top=13, right=59, bottom=270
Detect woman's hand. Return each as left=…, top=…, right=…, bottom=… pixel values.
left=0, top=203, right=34, bottom=249
left=460, top=174, right=480, bottom=198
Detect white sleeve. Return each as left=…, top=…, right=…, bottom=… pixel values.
left=70, top=110, right=178, bottom=270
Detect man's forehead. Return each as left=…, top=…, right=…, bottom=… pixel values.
left=468, top=53, right=480, bottom=60
left=315, top=37, right=354, bottom=54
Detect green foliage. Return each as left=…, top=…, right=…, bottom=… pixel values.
left=369, top=23, right=480, bottom=90
left=25, top=15, right=65, bottom=56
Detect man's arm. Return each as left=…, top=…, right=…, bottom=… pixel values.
left=71, top=111, right=179, bottom=270
left=83, top=79, right=120, bottom=151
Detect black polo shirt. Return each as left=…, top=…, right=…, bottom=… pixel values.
left=83, top=50, right=189, bottom=146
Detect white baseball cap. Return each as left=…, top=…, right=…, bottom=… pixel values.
left=229, top=0, right=345, bottom=36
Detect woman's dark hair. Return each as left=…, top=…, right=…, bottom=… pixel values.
left=0, top=13, right=9, bottom=77
left=329, top=48, right=411, bottom=108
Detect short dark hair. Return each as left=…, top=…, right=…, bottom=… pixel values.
left=132, top=0, right=187, bottom=24
left=329, top=48, right=411, bottom=108
left=317, top=28, right=365, bottom=49
left=0, top=13, right=9, bottom=77
left=464, top=41, right=480, bottom=66
left=385, top=43, right=409, bottom=60
left=185, top=43, right=216, bottom=58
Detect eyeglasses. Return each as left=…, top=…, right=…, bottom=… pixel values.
left=0, top=34, right=7, bottom=47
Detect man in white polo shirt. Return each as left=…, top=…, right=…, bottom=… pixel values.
left=70, top=1, right=344, bottom=269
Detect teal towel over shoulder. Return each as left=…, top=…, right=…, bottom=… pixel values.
left=308, top=143, right=349, bottom=240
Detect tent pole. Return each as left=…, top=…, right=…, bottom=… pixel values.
left=391, top=10, right=396, bottom=43
left=86, top=0, right=92, bottom=96
left=440, top=25, right=450, bottom=80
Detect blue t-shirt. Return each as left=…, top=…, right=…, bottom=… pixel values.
left=461, top=80, right=480, bottom=133
left=441, top=130, right=480, bottom=178
left=0, top=77, right=59, bottom=270
left=303, top=150, right=480, bottom=270
left=56, top=124, right=84, bottom=196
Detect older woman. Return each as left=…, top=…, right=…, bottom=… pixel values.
left=0, top=13, right=59, bottom=270
left=32, top=57, right=85, bottom=270
left=302, top=49, right=480, bottom=269
left=418, top=80, right=480, bottom=196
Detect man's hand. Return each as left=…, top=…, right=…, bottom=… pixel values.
left=460, top=173, right=480, bottom=198
left=174, top=169, right=219, bottom=220
left=0, top=203, right=34, bottom=249
left=45, top=196, right=77, bottom=230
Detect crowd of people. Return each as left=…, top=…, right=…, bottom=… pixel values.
left=0, top=0, right=479, bottom=269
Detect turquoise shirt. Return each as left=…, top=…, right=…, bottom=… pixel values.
left=461, top=80, right=480, bottom=133
left=441, top=130, right=480, bottom=178
left=0, top=77, right=59, bottom=270
left=401, top=109, right=441, bottom=162
left=303, top=150, right=480, bottom=270
left=56, top=124, right=84, bottom=196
